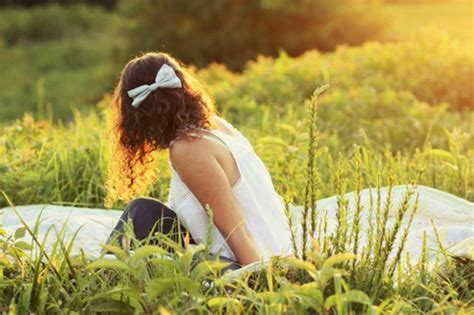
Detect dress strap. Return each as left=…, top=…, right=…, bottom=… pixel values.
left=169, top=128, right=230, bottom=153
left=188, top=130, right=229, bottom=150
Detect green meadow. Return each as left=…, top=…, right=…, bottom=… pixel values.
left=0, top=0, right=473, bottom=314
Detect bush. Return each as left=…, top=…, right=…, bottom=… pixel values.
left=0, top=4, right=125, bottom=122
left=117, top=0, right=388, bottom=70
left=199, top=38, right=474, bottom=113
left=0, top=4, right=111, bottom=45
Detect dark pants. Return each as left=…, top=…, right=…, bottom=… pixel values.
left=106, top=197, right=241, bottom=272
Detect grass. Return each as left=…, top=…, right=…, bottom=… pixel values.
left=0, top=91, right=472, bottom=312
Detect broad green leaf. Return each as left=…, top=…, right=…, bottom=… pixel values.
left=95, top=286, right=143, bottom=312
left=297, top=283, right=323, bottom=306
left=89, top=301, right=131, bottom=313
left=146, top=277, right=175, bottom=300
left=130, top=245, right=168, bottom=263
left=256, top=291, right=278, bottom=301
left=280, top=257, right=317, bottom=276
left=324, top=290, right=373, bottom=309
left=190, top=260, right=231, bottom=279
left=100, top=244, right=128, bottom=259
left=207, top=297, right=241, bottom=309
left=149, top=257, right=179, bottom=271
left=175, top=275, right=200, bottom=295
left=322, top=253, right=356, bottom=269
left=14, top=227, right=26, bottom=239
left=87, top=259, right=130, bottom=272
left=318, top=267, right=347, bottom=287
left=88, top=285, right=140, bottom=302
left=7, top=246, right=27, bottom=258
left=14, top=241, right=32, bottom=251
left=343, top=290, right=373, bottom=306
left=324, top=295, right=340, bottom=310
left=0, top=255, right=12, bottom=267
left=158, top=305, right=171, bottom=315
left=182, top=243, right=205, bottom=268
left=147, top=275, right=199, bottom=299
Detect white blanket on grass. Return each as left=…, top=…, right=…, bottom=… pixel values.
left=1, top=185, right=473, bottom=271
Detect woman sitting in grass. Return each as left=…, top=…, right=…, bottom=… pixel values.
left=105, top=52, right=473, bottom=271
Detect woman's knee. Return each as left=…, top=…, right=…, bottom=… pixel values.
left=124, top=197, right=171, bottom=218
left=123, top=197, right=179, bottom=234
left=124, top=197, right=185, bottom=242
left=126, top=197, right=162, bottom=209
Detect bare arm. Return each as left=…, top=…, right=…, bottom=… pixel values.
left=169, top=138, right=262, bottom=266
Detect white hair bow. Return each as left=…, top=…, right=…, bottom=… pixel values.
left=127, top=63, right=182, bottom=108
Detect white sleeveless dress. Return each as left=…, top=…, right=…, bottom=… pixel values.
left=167, top=116, right=474, bottom=264
left=168, top=116, right=294, bottom=261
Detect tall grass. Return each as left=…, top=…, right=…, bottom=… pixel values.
left=1, top=98, right=472, bottom=209
left=1, top=37, right=473, bottom=312
left=1, top=90, right=472, bottom=313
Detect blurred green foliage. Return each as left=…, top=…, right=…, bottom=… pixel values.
left=117, top=0, right=388, bottom=70
left=200, top=39, right=473, bottom=116
left=0, top=1, right=471, bottom=123
left=0, top=4, right=111, bottom=45
left=0, top=4, right=125, bottom=122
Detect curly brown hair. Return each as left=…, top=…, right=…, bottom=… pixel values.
left=105, top=52, right=216, bottom=207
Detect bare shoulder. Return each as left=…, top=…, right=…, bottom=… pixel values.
left=169, top=135, right=215, bottom=168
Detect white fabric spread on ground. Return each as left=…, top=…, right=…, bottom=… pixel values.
left=0, top=205, right=122, bottom=258
left=1, top=185, right=473, bottom=267
left=288, top=185, right=474, bottom=264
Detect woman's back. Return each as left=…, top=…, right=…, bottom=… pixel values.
left=168, top=116, right=293, bottom=261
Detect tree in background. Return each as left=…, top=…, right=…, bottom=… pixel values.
left=118, top=0, right=388, bottom=70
